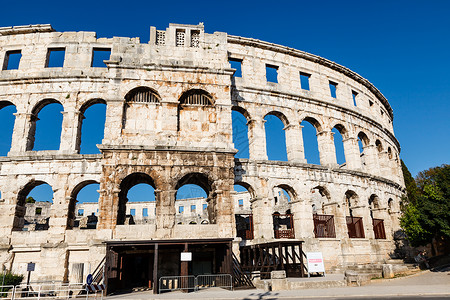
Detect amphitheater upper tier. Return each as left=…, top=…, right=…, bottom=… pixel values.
left=0, top=23, right=405, bottom=283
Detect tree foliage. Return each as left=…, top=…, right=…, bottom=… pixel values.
left=400, top=162, right=450, bottom=248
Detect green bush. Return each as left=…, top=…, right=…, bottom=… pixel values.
left=2, top=272, right=24, bottom=286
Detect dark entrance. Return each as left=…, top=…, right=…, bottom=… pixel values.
left=104, top=239, right=233, bottom=294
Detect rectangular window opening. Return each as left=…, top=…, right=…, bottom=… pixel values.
left=191, top=205, right=196, bottom=212
left=300, top=72, right=310, bottom=91
left=229, top=58, right=242, bottom=77
left=176, top=29, right=185, bottom=47
left=77, top=209, right=84, bottom=216
left=352, top=91, right=358, bottom=106
left=179, top=206, right=184, bottom=213
left=46, top=48, right=65, bottom=68
left=190, top=30, right=200, bottom=48
left=203, top=204, right=207, bottom=211
left=130, top=209, right=136, bottom=216
left=3, top=50, right=22, bottom=70
left=380, top=109, right=384, bottom=116
left=238, top=199, right=244, bottom=208
left=329, top=81, right=337, bottom=98
left=142, top=208, right=148, bottom=217
left=369, top=100, right=374, bottom=107
left=36, top=207, right=42, bottom=215
left=92, top=48, right=111, bottom=68
left=266, top=64, right=278, bottom=83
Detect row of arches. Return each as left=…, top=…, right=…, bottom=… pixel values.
left=232, top=106, right=399, bottom=177
left=0, top=87, right=215, bottom=156
left=11, top=172, right=215, bottom=231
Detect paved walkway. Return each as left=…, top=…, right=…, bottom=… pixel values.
left=106, top=270, right=450, bottom=299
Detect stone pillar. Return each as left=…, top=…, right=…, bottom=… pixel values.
left=325, top=202, right=348, bottom=240
left=284, top=124, right=306, bottom=163
left=342, top=137, right=362, bottom=170
left=46, top=187, right=68, bottom=243
left=352, top=205, right=374, bottom=239
left=291, top=198, right=314, bottom=239
left=59, top=110, right=81, bottom=154
left=215, top=188, right=235, bottom=238
left=155, top=189, right=176, bottom=238
left=317, top=130, right=337, bottom=166
left=9, top=112, right=35, bottom=154
left=102, top=99, right=124, bottom=145
left=247, top=118, right=268, bottom=161
left=97, top=188, right=119, bottom=230
left=378, top=150, right=390, bottom=178
left=251, top=197, right=274, bottom=240
left=363, top=145, right=379, bottom=175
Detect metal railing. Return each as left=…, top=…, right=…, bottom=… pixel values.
left=158, top=274, right=233, bottom=294
left=0, top=283, right=103, bottom=299
left=313, top=214, right=336, bottom=238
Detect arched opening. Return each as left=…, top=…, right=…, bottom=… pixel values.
left=234, top=183, right=254, bottom=240
left=123, top=87, right=161, bottom=132
left=387, top=147, right=393, bottom=160
left=177, top=89, right=214, bottom=134
left=388, top=198, right=394, bottom=214
left=332, top=125, right=346, bottom=166
left=118, top=173, right=156, bottom=225
left=345, top=190, right=364, bottom=238
left=16, top=181, right=53, bottom=231
left=264, top=113, right=287, bottom=161
left=68, top=181, right=100, bottom=229
left=175, top=173, right=213, bottom=224
left=29, top=100, right=64, bottom=151
left=78, top=100, right=106, bottom=154
left=232, top=109, right=249, bottom=159
left=357, top=132, right=370, bottom=169
left=272, top=185, right=295, bottom=239
left=369, top=194, right=386, bottom=239
left=0, top=101, right=16, bottom=156
left=311, top=186, right=336, bottom=238
left=301, top=118, right=320, bottom=165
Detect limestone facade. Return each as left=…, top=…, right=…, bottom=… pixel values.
left=0, top=23, right=404, bottom=282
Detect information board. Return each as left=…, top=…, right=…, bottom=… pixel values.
left=180, top=252, right=192, bottom=261
left=27, top=263, right=35, bottom=272
left=306, top=252, right=325, bottom=276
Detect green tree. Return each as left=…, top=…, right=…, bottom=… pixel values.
left=25, top=196, right=35, bottom=203
left=400, top=163, right=450, bottom=251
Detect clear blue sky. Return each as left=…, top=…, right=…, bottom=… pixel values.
left=1, top=0, right=449, bottom=202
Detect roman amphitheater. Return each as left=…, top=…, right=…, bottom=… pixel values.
left=0, top=23, right=405, bottom=292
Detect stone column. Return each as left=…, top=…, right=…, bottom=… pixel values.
left=155, top=189, right=176, bottom=238
left=291, top=198, right=314, bottom=239
left=214, top=187, right=235, bottom=238
left=97, top=188, right=119, bottom=230
left=59, top=110, right=81, bottom=154
left=251, top=197, right=274, bottom=240
left=342, top=137, right=362, bottom=170
left=102, top=99, right=124, bottom=145
left=352, top=205, right=374, bottom=239
left=247, top=118, right=268, bottom=161
left=9, top=112, right=35, bottom=154
left=284, top=124, right=306, bottom=163
left=47, top=187, right=67, bottom=240
left=363, top=145, right=380, bottom=175
left=317, top=130, right=337, bottom=166
left=324, top=202, right=348, bottom=240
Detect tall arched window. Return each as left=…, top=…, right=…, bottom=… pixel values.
left=264, top=113, right=288, bottom=161
left=332, top=125, right=346, bottom=166
left=0, top=101, right=16, bottom=156
left=232, top=109, right=249, bottom=159
left=301, top=118, right=320, bottom=164
left=29, top=100, right=64, bottom=151
left=78, top=100, right=106, bottom=154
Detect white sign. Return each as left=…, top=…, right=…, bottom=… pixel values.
left=306, top=252, right=325, bottom=275
left=180, top=252, right=192, bottom=262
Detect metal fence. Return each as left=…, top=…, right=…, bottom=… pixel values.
left=0, top=283, right=103, bottom=299
left=158, top=274, right=233, bottom=293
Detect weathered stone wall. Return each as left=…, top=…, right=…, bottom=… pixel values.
left=0, top=23, right=405, bottom=281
